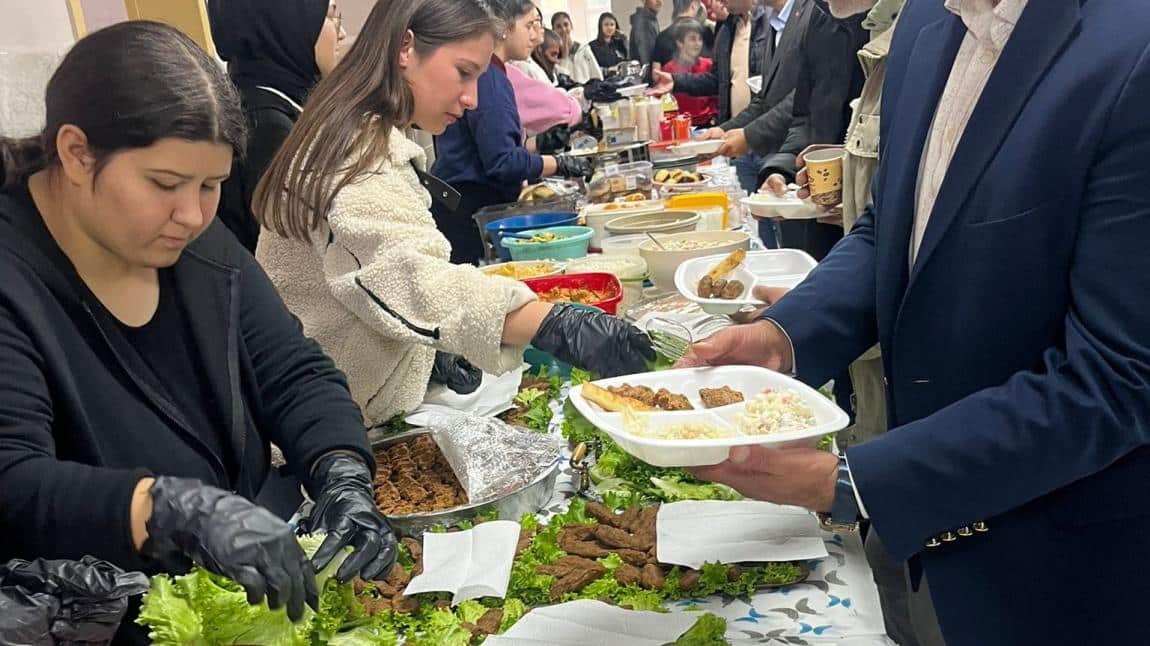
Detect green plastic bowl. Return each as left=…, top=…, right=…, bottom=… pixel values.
left=503, top=226, right=593, bottom=262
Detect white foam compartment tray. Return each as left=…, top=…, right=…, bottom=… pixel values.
left=568, top=366, right=849, bottom=467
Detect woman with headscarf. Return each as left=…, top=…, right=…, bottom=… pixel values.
left=208, top=0, right=345, bottom=251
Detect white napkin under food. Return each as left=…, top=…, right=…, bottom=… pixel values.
left=404, top=365, right=526, bottom=427
left=656, top=500, right=829, bottom=569
left=403, top=520, right=520, bottom=605
left=483, top=600, right=701, bottom=646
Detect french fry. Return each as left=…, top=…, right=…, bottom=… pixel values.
left=582, top=383, right=657, bottom=412
left=705, top=249, right=747, bottom=282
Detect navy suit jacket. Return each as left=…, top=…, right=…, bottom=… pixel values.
left=765, top=0, right=1150, bottom=643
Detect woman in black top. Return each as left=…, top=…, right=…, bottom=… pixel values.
left=208, top=0, right=345, bottom=252
left=0, top=21, right=394, bottom=642
left=590, top=12, right=630, bottom=70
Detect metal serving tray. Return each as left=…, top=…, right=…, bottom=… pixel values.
left=369, top=428, right=560, bottom=538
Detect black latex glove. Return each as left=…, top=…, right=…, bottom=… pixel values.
left=555, top=154, right=595, bottom=181
left=577, top=108, right=603, bottom=141
left=536, top=124, right=571, bottom=155
left=299, top=454, right=398, bottom=584
left=556, top=73, right=579, bottom=90
left=430, top=351, right=483, bottom=395
left=531, top=303, right=655, bottom=377
left=583, top=79, right=623, bottom=103
left=142, top=476, right=317, bottom=621
left=0, top=556, right=149, bottom=645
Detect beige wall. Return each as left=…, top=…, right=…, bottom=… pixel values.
left=0, top=1, right=76, bottom=136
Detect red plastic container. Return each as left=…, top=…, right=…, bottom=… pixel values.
left=522, top=272, right=624, bottom=315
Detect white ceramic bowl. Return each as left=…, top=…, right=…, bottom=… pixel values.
left=638, top=230, right=751, bottom=292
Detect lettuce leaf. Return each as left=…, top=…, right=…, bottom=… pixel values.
left=670, top=613, right=728, bottom=645
left=136, top=575, right=206, bottom=646
left=405, top=608, right=473, bottom=646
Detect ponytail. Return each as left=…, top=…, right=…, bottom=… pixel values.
left=0, top=136, right=46, bottom=190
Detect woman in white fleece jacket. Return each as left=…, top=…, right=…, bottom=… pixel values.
left=253, top=0, right=653, bottom=427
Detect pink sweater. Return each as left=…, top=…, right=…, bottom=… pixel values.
left=505, top=63, right=582, bottom=137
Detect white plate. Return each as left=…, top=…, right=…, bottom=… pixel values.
left=741, top=192, right=822, bottom=220
left=673, top=249, right=817, bottom=315
left=568, top=366, right=849, bottom=467
left=668, top=140, right=724, bottom=156
left=616, top=84, right=649, bottom=97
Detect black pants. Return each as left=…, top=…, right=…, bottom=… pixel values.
left=430, top=182, right=509, bottom=265
left=777, top=220, right=844, bottom=262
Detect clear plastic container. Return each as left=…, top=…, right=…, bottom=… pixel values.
left=565, top=255, right=650, bottom=313
left=586, top=161, right=656, bottom=204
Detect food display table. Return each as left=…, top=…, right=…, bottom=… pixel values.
left=538, top=403, right=895, bottom=646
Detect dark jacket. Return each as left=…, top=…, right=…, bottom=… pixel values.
left=759, top=2, right=868, bottom=260
left=217, top=86, right=300, bottom=252
left=0, top=182, right=373, bottom=572
left=590, top=37, right=630, bottom=69
left=721, top=0, right=815, bottom=155
left=628, top=7, right=661, bottom=65
left=432, top=56, right=544, bottom=204
left=671, top=6, right=769, bottom=124
left=765, top=0, right=1150, bottom=642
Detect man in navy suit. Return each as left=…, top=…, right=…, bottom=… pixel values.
left=679, top=0, right=1150, bottom=643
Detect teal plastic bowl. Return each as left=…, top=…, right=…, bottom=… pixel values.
left=522, top=303, right=602, bottom=377
left=503, top=226, right=593, bottom=262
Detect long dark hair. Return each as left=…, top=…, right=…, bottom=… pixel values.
left=254, top=0, right=498, bottom=241
left=597, top=12, right=626, bottom=47
left=533, top=29, right=562, bottom=80
left=0, top=21, right=246, bottom=190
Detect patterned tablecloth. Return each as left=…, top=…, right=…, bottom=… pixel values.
left=541, top=403, right=894, bottom=646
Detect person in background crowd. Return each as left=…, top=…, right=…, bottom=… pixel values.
left=506, top=57, right=584, bottom=137
left=756, top=0, right=868, bottom=261
left=695, top=0, right=800, bottom=244
left=629, top=0, right=664, bottom=65
left=254, top=0, right=651, bottom=428
left=532, top=29, right=564, bottom=84
left=209, top=0, right=345, bottom=252
left=0, top=21, right=395, bottom=644
left=429, top=0, right=593, bottom=264
left=649, top=0, right=768, bottom=126
left=553, top=11, right=605, bottom=83
left=650, top=0, right=704, bottom=70
left=754, top=0, right=916, bottom=643
left=662, top=20, right=719, bottom=127
left=590, top=12, right=630, bottom=71
left=503, top=11, right=582, bottom=142
left=681, top=1, right=1150, bottom=644
left=510, top=6, right=553, bottom=84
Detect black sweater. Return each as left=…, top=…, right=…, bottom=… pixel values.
left=0, top=182, right=373, bottom=572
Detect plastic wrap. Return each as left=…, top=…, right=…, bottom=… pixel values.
left=428, top=413, right=562, bottom=504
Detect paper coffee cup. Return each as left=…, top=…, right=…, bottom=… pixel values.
left=804, top=148, right=845, bottom=207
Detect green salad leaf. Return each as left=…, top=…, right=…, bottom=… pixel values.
left=669, top=613, right=728, bottom=645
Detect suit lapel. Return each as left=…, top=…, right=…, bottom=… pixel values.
left=907, top=0, right=1081, bottom=285
left=875, top=14, right=966, bottom=324
left=761, top=0, right=810, bottom=93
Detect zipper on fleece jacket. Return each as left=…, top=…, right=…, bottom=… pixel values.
left=340, top=244, right=442, bottom=341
